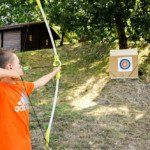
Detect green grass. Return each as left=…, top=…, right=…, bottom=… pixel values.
left=19, top=42, right=150, bottom=149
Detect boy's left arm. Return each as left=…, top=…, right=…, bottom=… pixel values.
left=33, top=67, right=61, bottom=89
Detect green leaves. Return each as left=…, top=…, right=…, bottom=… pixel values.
left=0, top=0, right=149, bottom=47
left=0, top=0, right=38, bottom=25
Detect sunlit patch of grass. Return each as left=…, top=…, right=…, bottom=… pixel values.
left=138, top=46, right=150, bottom=64
left=70, top=76, right=109, bottom=110
left=138, top=45, right=150, bottom=81
left=86, top=105, right=130, bottom=117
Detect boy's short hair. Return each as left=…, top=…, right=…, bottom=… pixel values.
left=0, top=49, right=16, bottom=68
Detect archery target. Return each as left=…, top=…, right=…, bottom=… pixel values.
left=118, top=57, right=133, bottom=72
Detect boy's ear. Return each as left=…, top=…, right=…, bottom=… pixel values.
left=5, top=64, right=13, bottom=70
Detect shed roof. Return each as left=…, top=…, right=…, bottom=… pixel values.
left=0, top=21, right=47, bottom=31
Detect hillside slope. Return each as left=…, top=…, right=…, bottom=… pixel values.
left=21, top=43, right=150, bottom=149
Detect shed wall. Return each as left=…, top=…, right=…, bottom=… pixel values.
left=3, top=30, right=21, bottom=50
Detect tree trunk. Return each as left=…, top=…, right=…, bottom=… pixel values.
left=115, top=0, right=128, bottom=49
left=60, top=31, right=65, bottom=46
left=115, top=15, right=128, bottom=49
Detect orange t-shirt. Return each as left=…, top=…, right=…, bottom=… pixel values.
left=0, top=81, right=34, bottom=150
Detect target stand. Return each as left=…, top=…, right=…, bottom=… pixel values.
left=109, top=49, right=138, bottom=79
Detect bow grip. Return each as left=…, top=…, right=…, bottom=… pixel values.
left=53, top=55, right=61, bottom=79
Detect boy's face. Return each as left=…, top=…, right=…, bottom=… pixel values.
left=10, top=54, right=24, bottom=76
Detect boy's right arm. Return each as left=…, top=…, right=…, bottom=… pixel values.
left=33, top=67, right=61, bottom=89
left=0, top=68, right=20, bottom=79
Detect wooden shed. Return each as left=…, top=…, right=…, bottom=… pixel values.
left=0, top=22, right=60, bottom=51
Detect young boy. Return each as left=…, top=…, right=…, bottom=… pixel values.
left=0, top=50, right=61, bottom=150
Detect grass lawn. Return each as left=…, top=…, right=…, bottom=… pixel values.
left=20, top=42, right=150, bottom=149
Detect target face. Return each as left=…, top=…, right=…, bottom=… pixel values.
left=118, top=57, right=133, bottom=72
left=120, top=59, right=130, bottom=69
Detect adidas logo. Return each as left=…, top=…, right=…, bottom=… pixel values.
left=15, top=93, right=29, bottom=112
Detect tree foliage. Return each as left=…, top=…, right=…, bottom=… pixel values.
left=0, top=0, right=39, bottom=25
left=0, top=0, right=149, bottom=48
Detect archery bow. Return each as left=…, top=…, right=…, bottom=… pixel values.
left=35, top=0, right=61, bottom=149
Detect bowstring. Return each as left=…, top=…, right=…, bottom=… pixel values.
left=20, top=24, right=51, bottom=149
left=20, top=25, right=29, bottom=64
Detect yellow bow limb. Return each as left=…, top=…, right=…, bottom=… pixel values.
left=36, top=0, right=42, bottom=8
left=35, top=0, right=62, bottom=149
left=45, top=127, right=50, bottom=149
